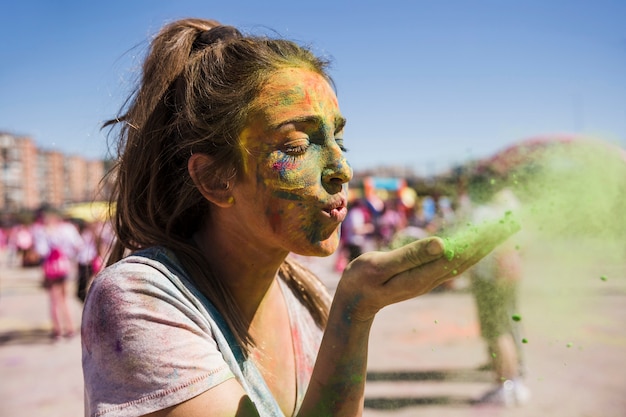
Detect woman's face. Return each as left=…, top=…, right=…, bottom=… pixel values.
left=232, top=67, right=352, bottom=257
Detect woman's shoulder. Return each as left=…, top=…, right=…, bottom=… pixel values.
left=87, top=246, right=188, bottom=302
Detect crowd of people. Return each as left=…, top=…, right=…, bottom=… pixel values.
left=336, top=189, right=460, bottom=269
left=0, top=206, right=114, bottom=339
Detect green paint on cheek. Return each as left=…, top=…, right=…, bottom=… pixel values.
left=304, top=218, right=327, bottom=244
left=272, top=190, right=304, bottom=201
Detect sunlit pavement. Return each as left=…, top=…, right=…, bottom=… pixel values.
left=2, top=240, right=625, bottom=417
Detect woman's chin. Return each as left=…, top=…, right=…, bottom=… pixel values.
left=293, top=235, right=340, bottom=258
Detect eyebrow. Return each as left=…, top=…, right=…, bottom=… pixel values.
left=272, top=115, right=347, bottom=132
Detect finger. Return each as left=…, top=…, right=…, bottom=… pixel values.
left=374, top=236, right=445, bottom=281
left=378, top=255, right=454, bottom=303
left=381, top=212, right=522, bottom=302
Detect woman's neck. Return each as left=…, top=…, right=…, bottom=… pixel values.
left=193, top=223, right=288, bottom=322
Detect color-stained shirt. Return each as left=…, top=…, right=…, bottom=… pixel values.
left=82, top=247, right=324, bottom=417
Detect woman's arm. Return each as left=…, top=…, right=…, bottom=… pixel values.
left=298, top=213, right=520, bottom=416
left=145, top=215, right=519, bottom=417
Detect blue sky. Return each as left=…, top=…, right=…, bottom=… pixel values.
left=1, top=0, right=624, bottom=175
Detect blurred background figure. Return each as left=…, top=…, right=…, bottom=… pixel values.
left=464, top=175, right=530, bottom=407
left=376, top=198, right=407, bottom=249
left=7, top=221, right=40, bottom=268
left=75, top=220, right=104, bottom=302
left=338, top=198, right=376, bottom=267
left=63, top=201, right=116, bottom=302
left=32, top=206, right=83, bottom=340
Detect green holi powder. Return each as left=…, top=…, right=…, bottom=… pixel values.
left=350, top=374, right=364, bottom=383
left=441, top=210, right=520, bottom=262
left=511, top=314, right=522, bottom=322
left=462, top=139, right=626, bottom=334
left=508, top=139, right=626, bottom=242
left=443, top=246, right=455, bottom=261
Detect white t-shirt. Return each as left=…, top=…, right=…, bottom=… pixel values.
left=82, top=247, right=324, bottom=417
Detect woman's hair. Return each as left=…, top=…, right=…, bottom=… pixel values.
left=103, top=18, right=333, bottom=352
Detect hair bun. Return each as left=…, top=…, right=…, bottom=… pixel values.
left=192, top=25, right=242, bottom=51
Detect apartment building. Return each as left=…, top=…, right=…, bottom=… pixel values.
left=0, top=132, right=106, bottom=212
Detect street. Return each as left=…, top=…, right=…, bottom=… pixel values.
left=1, top=238, right=625, bottom=417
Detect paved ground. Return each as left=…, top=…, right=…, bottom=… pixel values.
left=1, top=237, right=625, bottom=417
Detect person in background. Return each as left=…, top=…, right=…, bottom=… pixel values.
left=465, top=175, right=530, bottom=407
left=339, top=198, right=376, bottom=264
left=375, top=198, right=406, bottom=249
left=75, top=220, right=104, bottom=302
left=82, top=18, right=516, bottom=417
left=8, top=221, right=38, bottom=267
left=32, top=207, right=83, bottom=339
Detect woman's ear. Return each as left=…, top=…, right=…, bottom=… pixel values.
left=188, top=153, right=235, bottom=208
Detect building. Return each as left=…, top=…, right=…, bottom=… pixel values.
left=0, top=132, right=107, bottom=212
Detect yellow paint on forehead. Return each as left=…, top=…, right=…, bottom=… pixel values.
left=254, top=67, right=340, bottom=126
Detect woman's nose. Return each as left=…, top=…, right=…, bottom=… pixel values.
left=322, top=143, right=352, bottom=187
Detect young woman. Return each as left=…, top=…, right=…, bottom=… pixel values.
left=82, top=18, right=516, bottom=417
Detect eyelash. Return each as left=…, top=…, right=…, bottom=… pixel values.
left=284, top=144, right=309, bottom=155
left=283, top=138, right=348, bottom=156
left=335, top=138, right=349, bottom=153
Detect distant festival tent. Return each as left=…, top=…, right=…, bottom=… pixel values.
left=63, top=201, right=113, bottom=223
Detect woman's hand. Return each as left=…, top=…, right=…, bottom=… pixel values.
left=337, top=211, right=521, bottom=322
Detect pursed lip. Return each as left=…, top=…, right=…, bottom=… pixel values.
left=321, top=195, right=348, bottom=222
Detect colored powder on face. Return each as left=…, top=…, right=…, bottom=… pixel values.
left=272, top=190, right=305, bottom=201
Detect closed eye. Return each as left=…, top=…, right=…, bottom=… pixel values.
left=284, top=138, right=310, bottom=155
